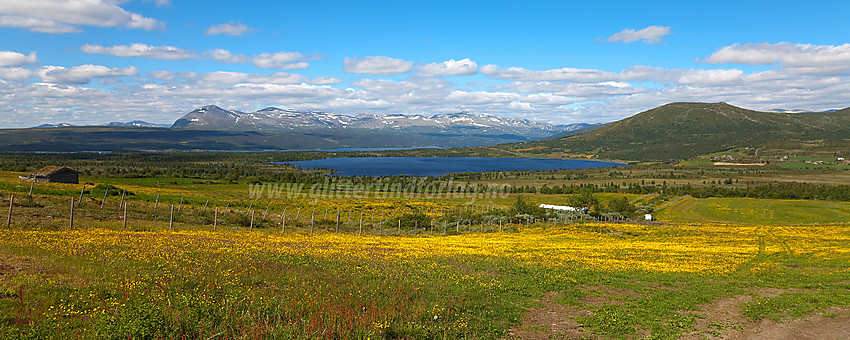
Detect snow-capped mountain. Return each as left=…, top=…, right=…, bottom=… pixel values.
left=172, top=105, right=590, bottom=139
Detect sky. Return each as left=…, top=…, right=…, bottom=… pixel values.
left=0, top=0, right=849, bottom=128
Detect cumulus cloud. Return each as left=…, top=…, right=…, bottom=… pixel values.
left=203, top=49, right=251, bottom=64
left=606, top=25, right=671, bottom=44
left=81, top=43, right=195, bottom=61
left=418, top=58, right=478, bottom=76
left=0, top=51, right=37, bottom=67
left=205, top=21, right=253, bottom=36
left=704, top=42, right=850, bottom=75
left=0, top=0, right=163, bottom=33
left=38, top=64, right=138, bottom=84
left=344, top=56, right=413, bottom=75
left=253, top=52, right=309, bottom=70
left=0, top=67, right=33, bottom=80
left=0, top=15, right=80, bottom=33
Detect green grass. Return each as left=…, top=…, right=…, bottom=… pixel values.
left=659, top=197, right=850, bottom=224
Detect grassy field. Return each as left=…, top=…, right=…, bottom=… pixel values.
left=658, top=196, right=850, bottom=225
left=1, top=221, right=849, bottom=339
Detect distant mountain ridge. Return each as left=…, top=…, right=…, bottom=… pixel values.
left=524, top=102, right=850, bottom=160
left=171, top=105, right=592, bottom=139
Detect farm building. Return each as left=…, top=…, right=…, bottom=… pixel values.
left=27, top=166, right=81, bottom=184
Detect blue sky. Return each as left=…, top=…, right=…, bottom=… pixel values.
left=1, top=0, right=849, bottom=128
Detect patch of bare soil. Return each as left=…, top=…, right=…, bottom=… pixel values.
left=680, top=288, right=850, bottom=340
left=0, top=254, right=42, bottom=276
left=504, top=292, right=597, bottom=340
left=579, top=285, right=640, bottom=306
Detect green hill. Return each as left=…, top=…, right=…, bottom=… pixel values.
left=525, top=102, right=850, bottom=160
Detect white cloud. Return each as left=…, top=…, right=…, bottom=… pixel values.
left=704, top=42, right=850, bottom=75
left=81, top=43, right=195, bottom=61
left=606, top=25, right=672, bottom=44
left=253, top=51, right=308, bottom=70
left=0, top=67, right=33, bottom=80
left=38, top=64, right=138, bottom=84
left=205, top=21, right=253, bottom=36
left=0, top=0, right=163, bottom=33
left=0, top=15, right=80, bottom=33
left=203, top=49, right=251, bottom=64
left=0, top=51, right=37, bottom=67
left=310, top=76, right=343, bottom=85
left=418, top=58, right=478, bottom=76
left=344, top=56, right=413, bottom=75
left=481, top=64, right=620, bottom=82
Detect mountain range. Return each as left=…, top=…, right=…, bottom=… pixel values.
left=171, top=105, right=590, bottom=140
left=9, top=102, right=850, bottom=158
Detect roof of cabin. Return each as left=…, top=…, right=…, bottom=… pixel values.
left=32, top=166, right=80, bottom=176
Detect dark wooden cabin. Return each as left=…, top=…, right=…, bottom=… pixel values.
left=29, top=166, right=80, bottom=184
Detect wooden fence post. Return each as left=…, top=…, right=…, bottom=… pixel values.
left=263, top=204, right=269, bottom=219
left=336, top=209, right=340, bottom=233
left=28, top=182, right=33, bottom=196
left=7, top=195, right=13, bottom=228
left=101, top=188, right=108, bottom=208
left=250, top=210, right=255, bottom=231
left=123, top=201, right=127, bottom=229
left=203, top=200, right=209, bottom=212
left=177, top=197, right=184, bottom=213
left=246, top=202, right=252, bottom=215
left=295, top=207, right=301, bottom=220
left=153, top=194, right=159, bottom=211
left=310, top=209, right=314, bottom=236
left=69, top=197, right=74, bottom=230
left=398, top=219, right=401, bottom=235
left=118, top=190, right=125, bottom=211
left=214, top=207, right=218, bottom=231
left=224, top=202, right=229, bottom=213
left=281, top=213, right=285, bottom=233
left=78, top=185, right=85, bottom=206
left=169, top=204, right=174, bottom=230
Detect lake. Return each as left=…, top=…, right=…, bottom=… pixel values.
left=278, top=157, right=625, bottom=177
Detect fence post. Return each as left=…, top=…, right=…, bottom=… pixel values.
left=214, top=207, right=218, bottom=231
left=358, top=211, right=363, bottom=235
left=69, top=197, right=74, bottom=230
left=398, top=219, right=401, bottom=235
left=310, top=209, right=314, bottom=236
left=281, top=212, right=285, bottom=233
left=169, top=204, right=174, bottom=230
left=379, top=210, right=384, bottom=236
left=78, top=185, right=85, bottom=206
left=203, top=200, right=209, bottom=212
left=123, top=201, right=127, bottom=229
left=177, top=197, right=184, bottom=213
left=224, top=202, right=229, bottom=213
left=250, top=210, right=255, bottom=231
left=295, top=207, right=301, bottom=220
left=118, top=190, right=125, bottom=211
left=28, top=182, right=33, bottom=197
left=246, top=202, right=252, bottom=215
left=153, top=194, right=159, bottom=211
left=336, top=209, right=340, bottom=233
left=101, top=188, right=108, bottom=208
left=263, top=204, right=269, bottom=219
left=7, top=195, right=13, bottom=227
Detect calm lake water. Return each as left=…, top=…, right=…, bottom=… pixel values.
left=279, top=157, right=625, bottom=177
